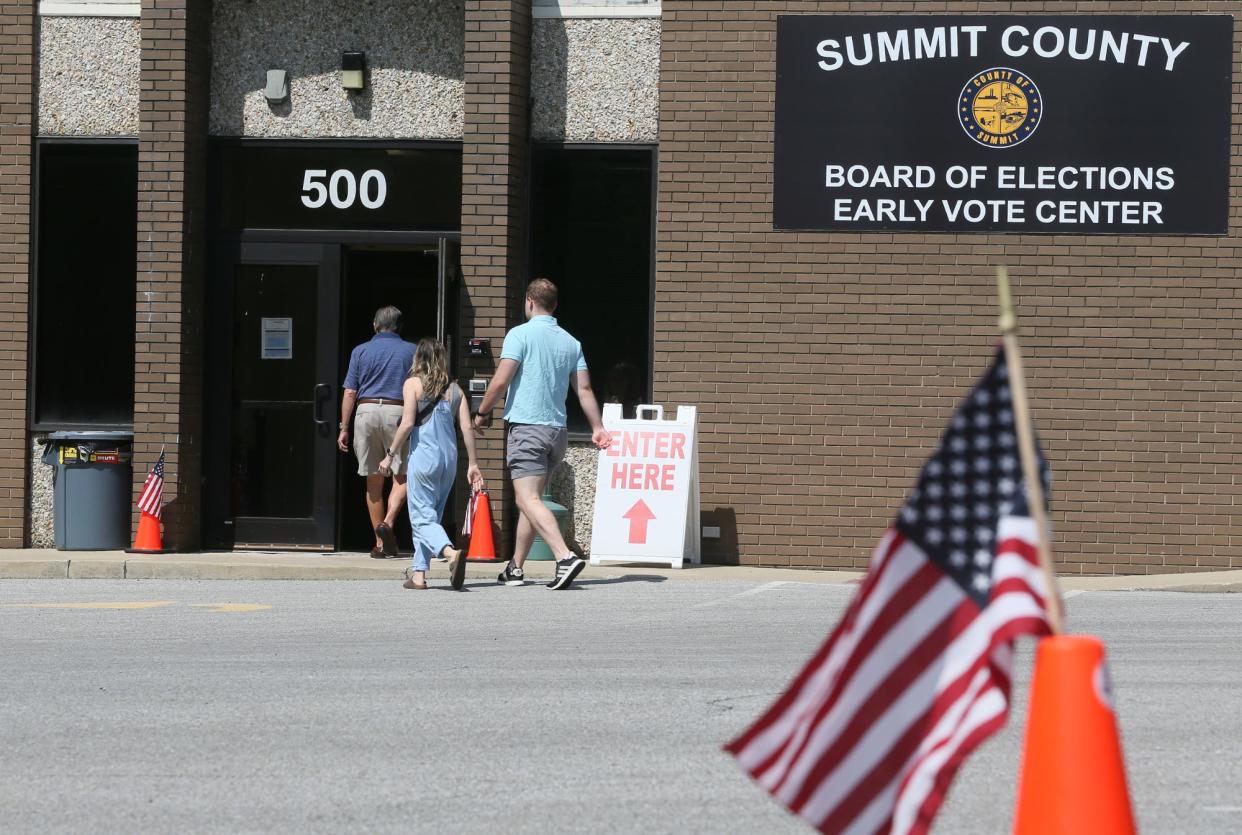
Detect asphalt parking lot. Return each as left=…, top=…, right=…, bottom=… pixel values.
left=2, top=578, right=1239, bottom=833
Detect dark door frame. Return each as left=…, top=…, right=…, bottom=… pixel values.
left=204, top=232, right=461, bottom=551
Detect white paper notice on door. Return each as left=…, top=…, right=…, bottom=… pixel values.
left=261, top=317, right=293, bottom=360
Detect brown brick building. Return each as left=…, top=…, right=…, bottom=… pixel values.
left=2, top=0, right=1237, bottom=574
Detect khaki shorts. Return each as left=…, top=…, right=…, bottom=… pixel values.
left=506, top=423, right=568, bottom=481
left=353, top=403, right=405, bottom=476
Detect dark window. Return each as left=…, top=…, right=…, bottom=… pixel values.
left=530, top=147, right=653, bottom=431
left=34, top=143, right=137, bottom=427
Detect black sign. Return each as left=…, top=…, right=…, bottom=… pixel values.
left=774, top=16, right=1232, bottom=234
left=210, top=143, right=461, bottom=232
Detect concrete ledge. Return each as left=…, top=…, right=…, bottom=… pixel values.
left=68, top=559, right=126, bottom=579
left=1, top=550, right=1239, bottom=591
left=0, top=560, right=70, bottom=579
left=123, top=560, right=399, bottom=581
left=1059, top=569, right=1242, bottom=592
left=1164, top=582, right=1242, bottom=593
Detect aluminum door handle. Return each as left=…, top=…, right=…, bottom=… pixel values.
left=313, top=383, right=332, bottom=427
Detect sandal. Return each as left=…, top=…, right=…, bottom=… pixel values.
left=447, top=548, right=466, bottom=591
left=402, top=567, right=428, bottom=590
left=375, top=522, right=399, bottom=558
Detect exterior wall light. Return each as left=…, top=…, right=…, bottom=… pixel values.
left=264, top=69, right=288, bottom=104
left=341, top=51, right=366, bottom=91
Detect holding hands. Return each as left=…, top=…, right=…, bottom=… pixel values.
left=473, top=411, right=491, bottom=435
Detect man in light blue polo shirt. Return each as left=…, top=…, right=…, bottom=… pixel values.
left=474, top=278, right=612, bottom=590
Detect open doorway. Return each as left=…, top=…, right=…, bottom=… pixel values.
left=337, top=246, right=443, bottom=554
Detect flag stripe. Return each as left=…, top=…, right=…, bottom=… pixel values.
left=890, top=688, right=1010, bottom=835
left=727, top=530, right=905, bottom=762
left=780, top=594, right=975, bottom=808
left=794, top=601, right=984, bottom=821
left=729, top=532, right=915, bottom=769
left=758, top=559, right=952, bottom=791
left=791, top=585, right=1033, bottom=819
left=887, top=634, right=1020, bottom=828
left=886, top=667, right=1002, bottom=832
left=833, top=665, right=1001, bottom=835
left=757, top=559, right=948, bottom=789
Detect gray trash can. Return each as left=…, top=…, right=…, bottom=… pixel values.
left=41, top=431, right=134, bottom=550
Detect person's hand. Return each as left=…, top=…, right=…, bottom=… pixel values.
left=592, top=427, right=612, bottom=450
left=337, top=428, right=350, bottom=453
left=467, top=463, right=484, bottom=490
left=378, top=455, right=392, bottom=477
left=473, top=412, right=491, bottom=434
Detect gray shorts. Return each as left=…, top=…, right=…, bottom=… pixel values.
left=506, top=423, right=568, bottom=481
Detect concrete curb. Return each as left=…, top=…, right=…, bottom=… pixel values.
left=0, top=550, right=1239, bottom=591
left=3, top=560, right=71, bottom=580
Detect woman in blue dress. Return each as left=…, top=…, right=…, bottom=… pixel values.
left=378, top=339, right=483, bottom=590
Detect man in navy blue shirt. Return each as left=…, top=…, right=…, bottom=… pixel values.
left=338, top=306, right=417, bottom=558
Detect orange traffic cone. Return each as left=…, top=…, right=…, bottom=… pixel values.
left=128, top=510, right=164, bottom=553
left=1013, top=635, right=1136, bottom=835
left=464, top=490, right=498, bottom=561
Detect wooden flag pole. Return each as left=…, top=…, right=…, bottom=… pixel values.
left=997, top=267, right=1063, bottom=635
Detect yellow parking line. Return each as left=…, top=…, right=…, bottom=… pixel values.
left=189, top=604, right=272, bottom=613
left=2, top=601, right=177, bottom=610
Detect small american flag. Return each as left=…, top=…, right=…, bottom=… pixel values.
left=726, top=349, right=1052, bottom=834
left=137, top=452, right=165, bottom=519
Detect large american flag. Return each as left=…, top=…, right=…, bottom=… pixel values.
left=726, top=349, right=1053, bottom=834
left=137, top=452, right=165, bottom=519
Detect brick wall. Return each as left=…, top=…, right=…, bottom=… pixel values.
left=133, top=0, right=211, bottom=549
left=659, top=1, right=1241, bottom=574
left=461, top=0, right=532, bottom=554
left=0, top=2, right=33, bottom=547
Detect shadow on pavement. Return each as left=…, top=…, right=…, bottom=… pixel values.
left=446, top=575, right=669, bottom=591
left=570, top=575, right=668, bottom=587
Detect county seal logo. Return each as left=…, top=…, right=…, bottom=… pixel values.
left=959, top=68, right=1042, bottom=148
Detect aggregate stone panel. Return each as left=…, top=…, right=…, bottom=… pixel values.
left=549, top=443, right=599, bottom=556
left=28, top=436, right=53, bottom=550
left=210, top=0, right=465, bottom=138
left=38, top=16, right=140, bottom=136
left=531, top=17, right=659, bottom=143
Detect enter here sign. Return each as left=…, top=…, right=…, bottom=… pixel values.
left=606, top=430, right=688, bottom=494
left=590, top=404, right=701, bottom=569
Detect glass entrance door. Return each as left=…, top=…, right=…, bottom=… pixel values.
left=204, top=236, right=458, bottom=551
left=213, top=243, right=341, bottom=548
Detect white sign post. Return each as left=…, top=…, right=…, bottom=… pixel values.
left=589, top=403, right=701, bottom=569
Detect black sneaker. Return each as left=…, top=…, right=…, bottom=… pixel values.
left=548, top=555, right=586, bottom=590
left=497, top=561, right=525, bottom=586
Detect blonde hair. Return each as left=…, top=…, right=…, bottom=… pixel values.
left=410, top=338, right=450, bottom=401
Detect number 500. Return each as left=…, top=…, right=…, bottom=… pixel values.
left=300, top=169, right=387, bottom=209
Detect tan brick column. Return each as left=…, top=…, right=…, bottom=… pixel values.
left=133, top=0, right=211, bottom=549
left=461, top=0, right=532, bottom=556
left=0, top=2, right=34, bottom=547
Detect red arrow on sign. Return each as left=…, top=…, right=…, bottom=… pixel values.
left=623, top=499, right=657, bottom=545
